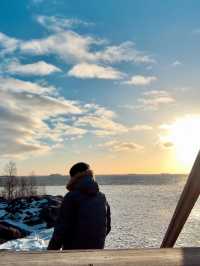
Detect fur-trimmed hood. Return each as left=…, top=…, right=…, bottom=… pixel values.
left=66, top=169, right=98, bottom=194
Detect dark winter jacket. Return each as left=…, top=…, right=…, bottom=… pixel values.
left=47, top=176, right=111, bottom=250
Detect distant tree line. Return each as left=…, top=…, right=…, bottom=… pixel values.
left=0, top=161, right=38, bottom=200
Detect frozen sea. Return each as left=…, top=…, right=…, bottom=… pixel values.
left=46, top=183, right=200, bottom=248
left=1, top=180, right=200, bottom=250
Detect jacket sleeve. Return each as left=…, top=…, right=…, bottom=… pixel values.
left=106, top=202, right=111, bottom=235
left=47, top=193, right=74, bottom=250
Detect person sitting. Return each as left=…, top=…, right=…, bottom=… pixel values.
left=48, top=162, right=111, bottom=250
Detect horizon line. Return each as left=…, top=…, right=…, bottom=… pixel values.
left=0, top=173, right=188, bottom=177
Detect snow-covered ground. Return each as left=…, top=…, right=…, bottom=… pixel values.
left=0, top=228, right=53, bottom=251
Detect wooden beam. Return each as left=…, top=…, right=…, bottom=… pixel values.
left=1, top=248, right=200, bottom=266
left=161, top=150, right=200, bottom=248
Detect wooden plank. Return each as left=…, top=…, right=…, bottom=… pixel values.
left=161, top=151, right=200, bottom=247
left=1, top=248, right=200, bottom=266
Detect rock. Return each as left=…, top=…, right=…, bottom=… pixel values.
left=44, top=195, right=63, bottom=206
left=0, top=221, right=26, bottom=243
left=0, top=195, right=63, bottom=243
left=40, top=205, right=61, bottom=228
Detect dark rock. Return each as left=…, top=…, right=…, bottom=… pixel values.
left=0, top=195, right=63, bottom=243
left=40, top=205, right=61, bottom=228
left=0, top=221, right=26, bottom=243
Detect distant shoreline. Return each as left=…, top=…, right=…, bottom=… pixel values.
left=0, top=174, right=187, bottom=186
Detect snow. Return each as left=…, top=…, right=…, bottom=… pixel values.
left=0, top=228, right=53, bottom=251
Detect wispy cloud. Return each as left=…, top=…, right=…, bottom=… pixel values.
left=124, top=75, right=157, bottom=86
left=99, top=140, right=143, bottom=152
left=0, top=32, right=19, bottom=56
left=0, top=77, right=55, bottom=94
left=136, top=90, right=175, bottom=110
left=18, top=32, right=155, bottom=65
left=68, top=63, right=125, bottom=80
left=0, top=17, right=155, bottom=66
left=2, top=59, right=61, bottom=76
left=75, top=112, right=128, bottom=136
left=172, top=60, right=182, bottom=67
left=36, top=15, right=92, bottom=32
left=94, top=42, right=155, bottom=64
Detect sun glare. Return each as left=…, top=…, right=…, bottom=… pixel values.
left=162, top=115, right=200, bottom=168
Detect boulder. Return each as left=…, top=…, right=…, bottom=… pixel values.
left=0, top=221, right=26, bottom=243
left=0, top=195, right=63, bottom=243
left=40, top=205, right=61, bottom=227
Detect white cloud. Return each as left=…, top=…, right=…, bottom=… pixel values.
left=0, top=23, right=155, bottom=66
left=68, top=63, right=125, bottom=80
left=94, top=124, right=152, bottom=136
left=172, top=60, right=182, bottom=67
left=0, top=77, right=55, bottom=94
left=94, top=41, right=155, bottom=64
left=75, top=103, right=129, bottom=136
left=19, top=32, right=154, bottom=65
left=0, top=32, right=19, bottom=55
left=0, top=106, right=49, bottom=157
left=0, top=17, right=157, bottom=158
left=124, top=75, right=157, bottom=86
left=36, top=15, right=92, bottom=32
left=136, top=90, right=175, bottom=110
left=0, top=77, right=129, bottom=157
left=0, top=89, right=82, bottom=118
left=143, top=90, right=173, bottom=97
left=19, top=31, right=101, bottom=63
left=99, top=140, right=143, bottom=152
left=75, top=115, right=128, bottom=135
left=4, top=60, right=61, bottom=76
left=0, top=78, right=83, bottom=157
left=41, top=122, right=87, bottom=143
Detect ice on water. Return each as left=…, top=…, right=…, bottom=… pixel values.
left=0, top=228, right=53, bottom=251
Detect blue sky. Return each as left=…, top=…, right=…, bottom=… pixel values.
left=0, top=0, right=200, bottom=175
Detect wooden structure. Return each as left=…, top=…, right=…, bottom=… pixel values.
left=1, top=248, right=200, bottom=265
left=1, top=151, right=200, bottom=265
left=161, top=151, right=200, bottom=247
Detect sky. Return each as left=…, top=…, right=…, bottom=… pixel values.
left=0, top=0, right=200, bottom=175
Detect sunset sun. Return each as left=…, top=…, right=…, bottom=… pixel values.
left=163, top=116, right=200, bottom=168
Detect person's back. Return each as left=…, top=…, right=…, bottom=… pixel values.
left=48, top=162, right=111, bottom=250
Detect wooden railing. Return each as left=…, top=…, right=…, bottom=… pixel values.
left=1, top=248, right=200, bottom=266
left=161, top=150, right=200, bottom=247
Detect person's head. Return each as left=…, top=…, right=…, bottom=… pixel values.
left=69, top=162, right=90, bottom=178
left=67, top=162, right=94, bottom=191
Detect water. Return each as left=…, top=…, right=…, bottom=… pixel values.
left=45, top=183, right=200, bottom=248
